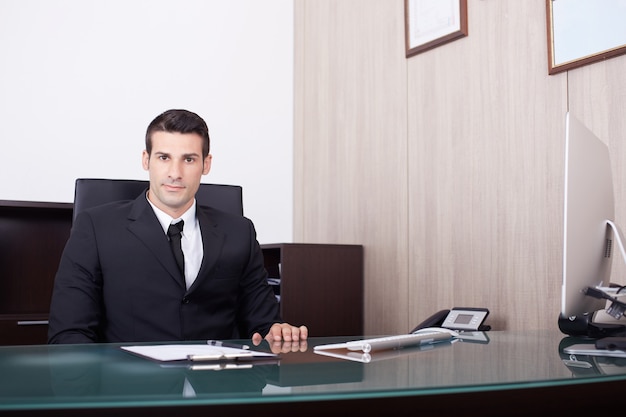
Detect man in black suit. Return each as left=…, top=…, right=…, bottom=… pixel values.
left=48, top=109, right=307, bottom=346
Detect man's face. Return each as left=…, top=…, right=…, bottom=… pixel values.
left=142, top=131, right=212, bottom=218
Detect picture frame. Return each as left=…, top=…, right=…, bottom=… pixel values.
left=405, top=0, right=468, bottom=58
left=546, top=0, right=626, bottom=74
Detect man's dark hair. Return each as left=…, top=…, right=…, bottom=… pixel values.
left=145, top=109, right=210, bottom=158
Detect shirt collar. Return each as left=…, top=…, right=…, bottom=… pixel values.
left=146, top=194, right=197, bottom=235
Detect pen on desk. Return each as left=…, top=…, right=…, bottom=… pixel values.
left=207, top=340, right=250, bottom=350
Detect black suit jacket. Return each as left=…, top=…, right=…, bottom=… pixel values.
left=48, top=193, right=281, bottom=343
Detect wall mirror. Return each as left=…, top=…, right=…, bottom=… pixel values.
left=547, top=0, right=626, bottom=74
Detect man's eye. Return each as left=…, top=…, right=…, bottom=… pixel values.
left=159, top=155, right=169, bottom=161
left=185, top=158, right=195, bottom=163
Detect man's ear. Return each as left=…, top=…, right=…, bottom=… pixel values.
left=203, top=154, right=212, bottom=175
left=142, top=150, right=150, bottom=171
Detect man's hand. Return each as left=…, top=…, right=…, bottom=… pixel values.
left=251, top=323, right=309, bottom=354
left=252, top=323, right=308, bottom=345
left=264, top=338, right=308, bottom=354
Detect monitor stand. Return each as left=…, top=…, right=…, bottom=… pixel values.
left=559, top=220, right=626, bottom=338
left=558, top=312, right=626, bottom=338
left=592, top=220, right=626, bottom=320
left=607, top=220, right=626, bottom=273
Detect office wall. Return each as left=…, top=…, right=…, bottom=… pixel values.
left=294, top=0, right=626, bottom=334
left=0, top=0, right=294, bottom=244
left=294, top=0, right=410, bottom=333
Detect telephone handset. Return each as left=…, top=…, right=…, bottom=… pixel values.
left=410, top=309, right=450, bottom=333
left=411, top=307, right=490, bottom=333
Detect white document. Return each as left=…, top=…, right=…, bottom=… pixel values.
left=121, top=344, right=276, bottom=362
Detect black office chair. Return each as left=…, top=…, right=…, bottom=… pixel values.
left=73, top=178, right=243, bottom=221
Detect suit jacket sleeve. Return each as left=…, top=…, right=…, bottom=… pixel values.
left=231, top=217, right=282, bottom=338
left=48, top=211, right=105, bottom=343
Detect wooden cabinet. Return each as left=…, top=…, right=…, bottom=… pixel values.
left=0, top=200, right=73, bottom=345
left=262, top=243, right=363, bottom=336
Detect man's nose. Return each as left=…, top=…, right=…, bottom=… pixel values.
left=168, top=160, right=183, bottom=178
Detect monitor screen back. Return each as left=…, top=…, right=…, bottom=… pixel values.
left=561, top=112, right=614, bottom=318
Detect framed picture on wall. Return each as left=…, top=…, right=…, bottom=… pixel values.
left=546, top=0, right=626, bottom=74
left=404, top=0, right=468, bottom=58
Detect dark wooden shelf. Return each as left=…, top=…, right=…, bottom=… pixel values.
left=262, top=243, right=364, bottom=336
left=0, top=200, right=73, bottom=345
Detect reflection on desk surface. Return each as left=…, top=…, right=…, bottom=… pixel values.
left=314, top=339, right=459, bottom=363
left=0, top=338, right=365, bottom=402
left=1, top=331, right=626, bottom=411
left=559, top=336, right=626, bottom=377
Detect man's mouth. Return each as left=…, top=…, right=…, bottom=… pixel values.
left=163, top=183, right=185, bottom=191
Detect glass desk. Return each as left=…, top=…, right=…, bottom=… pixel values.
left=1, top=330, right=625, bottom=416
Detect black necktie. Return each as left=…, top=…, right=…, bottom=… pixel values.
left=167, top=220, right=185, bottom=278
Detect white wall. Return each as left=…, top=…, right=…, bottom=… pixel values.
left=0, top=0, right=294, bottom=244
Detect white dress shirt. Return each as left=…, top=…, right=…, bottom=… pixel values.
left=147, top=196, right=203, bottom=290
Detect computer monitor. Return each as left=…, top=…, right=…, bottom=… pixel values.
left=561, top=112, right=618, bottom=319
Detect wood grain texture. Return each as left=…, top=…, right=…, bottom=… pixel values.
left=294, top=0, right=409, bottom=334
left=295, top=0, right=623, bottom=334
left=406, top=0, right=566, bottom=331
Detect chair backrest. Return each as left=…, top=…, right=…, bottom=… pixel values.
left=73, top=178, right=243, bottom=221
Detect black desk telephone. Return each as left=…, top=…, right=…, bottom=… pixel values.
left=411, top=307, right=490, bottom=333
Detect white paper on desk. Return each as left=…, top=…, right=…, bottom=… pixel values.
left=121, top=344, right=276, bottom=362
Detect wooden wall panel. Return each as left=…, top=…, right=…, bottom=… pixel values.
left=294, top=0, right=409, bottom=334
left=295, top=0, right=625, bottom=335
left=406, top=0, right=566, bottom=331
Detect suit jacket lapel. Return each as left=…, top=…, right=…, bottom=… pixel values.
left=192, top=206, right=225, bottom=291
left=126, top=195, right=185, bottom=288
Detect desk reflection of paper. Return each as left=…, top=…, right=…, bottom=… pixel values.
left=121, top=344, right=276, bottom=362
